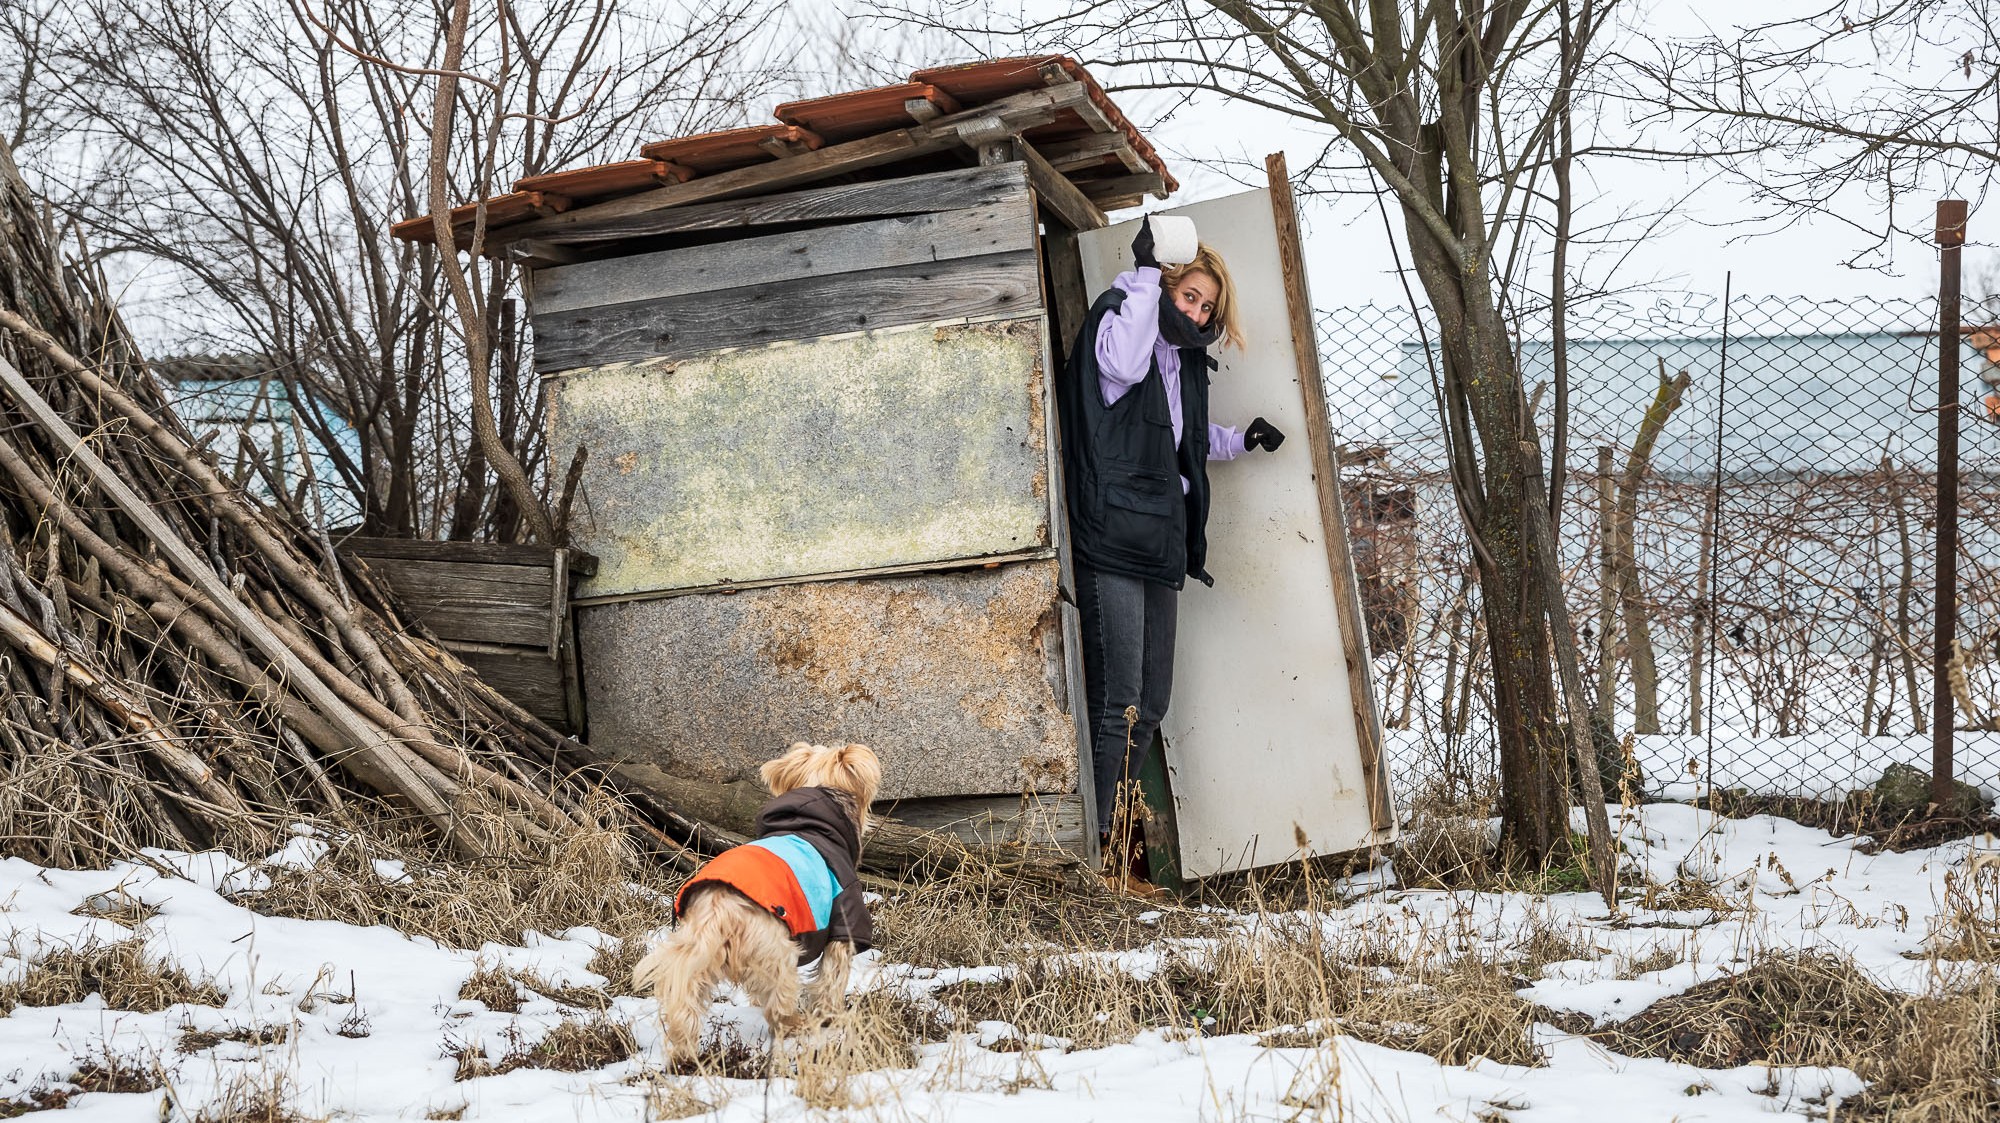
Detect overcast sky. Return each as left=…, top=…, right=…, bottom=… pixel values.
left=810, top=0, right=1994, bottom=315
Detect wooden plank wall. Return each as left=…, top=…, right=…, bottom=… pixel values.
left=528, top=164, right=1039, bottom=373
left=339, top=537, right=593, bottom=735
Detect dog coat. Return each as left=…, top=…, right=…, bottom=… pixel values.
left=673, top=785, right=872, bottom=963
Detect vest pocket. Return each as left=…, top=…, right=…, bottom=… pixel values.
left=1099, top=477, right=1178, bottom=565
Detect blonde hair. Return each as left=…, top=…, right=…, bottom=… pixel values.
left=1161, top=243, right=1244, bottom=351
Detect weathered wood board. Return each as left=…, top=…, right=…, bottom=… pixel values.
left=458, top=647, right=572, bottom=728
left=1078, top=184, right=1396, bottom=878
left=344, top=558, right=553, bottom=648
left=518, top=162, right=1033, bottom=249
left=878, top=792, right=1087, bottom=852
left=574, top=560, right=1078, bottom=801
left=531, top=201, right=1033, bottom=315
left=530, top=250, right=1041, bottom=373
left=549, top=317, right=1053, bottom=600
left=338, top=538, right=588, bottom=734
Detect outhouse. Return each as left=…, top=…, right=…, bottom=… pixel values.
left=396, top=57, right=1396, bottom=879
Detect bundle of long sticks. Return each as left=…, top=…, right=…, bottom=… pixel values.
left=0, top=137, right=692, bottom=865
left=0, top=143, right=1082, bottom=890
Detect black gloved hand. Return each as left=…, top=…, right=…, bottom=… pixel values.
left=1130, top=216, right=1158, bottom=270
left=1244, top=417, right=1285, bottom=452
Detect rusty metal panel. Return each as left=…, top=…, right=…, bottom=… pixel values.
left=548, top=317, right=1051, bottom=600
left=575, top=560, right=1076, bottom=800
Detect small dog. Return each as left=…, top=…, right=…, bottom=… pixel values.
left=633, top=741, right=881, bottom=1060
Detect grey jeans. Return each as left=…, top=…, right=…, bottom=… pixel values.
left=1074, top=563, right=1179, bottom=833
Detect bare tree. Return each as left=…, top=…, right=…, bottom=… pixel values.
left=4, top=0, right=771, bottom=539
left=1631, top=0, right=1997, bottom=261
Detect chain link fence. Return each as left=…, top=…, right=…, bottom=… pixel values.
left=1323, top=294, right=2000, bottom=806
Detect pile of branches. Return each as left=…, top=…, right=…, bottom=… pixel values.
left=0, top=143, right=1080, bottom=890
left=0, top=140, right=703, bottom=868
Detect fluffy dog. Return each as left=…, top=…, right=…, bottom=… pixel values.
left=633, top=741, right=881, bottom=1060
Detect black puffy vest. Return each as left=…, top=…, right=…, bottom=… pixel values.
left=1058, top=287, right=1214, bottom=590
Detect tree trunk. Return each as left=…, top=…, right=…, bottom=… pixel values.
left=1613, top=365, right=1690, bottom=734
left=1400, top=207, right=1569, bottom=866
left=425, top=0, right=554, bottom=546
left=1886, top=460, right=1925, bottom=733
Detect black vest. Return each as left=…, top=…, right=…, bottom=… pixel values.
left=1058, top=287, right=1214, bottom=589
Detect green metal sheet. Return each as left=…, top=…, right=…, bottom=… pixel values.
left=547, top=317, right=1050, bottom=599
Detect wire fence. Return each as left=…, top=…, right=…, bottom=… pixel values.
left=1323, top=293, right=2000, bottom=806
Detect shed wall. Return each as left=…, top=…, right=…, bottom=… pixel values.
left=531, top=165, right=1085, bottom=809
left=576, top=561, right=1077, bottom=800
left=548, top=317, right=1053, bottom=599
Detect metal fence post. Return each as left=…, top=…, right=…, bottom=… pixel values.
left=1933, top=199, right=1967, bottom=813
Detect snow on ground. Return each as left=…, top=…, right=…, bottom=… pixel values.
left=0, top=804, right=1992, bottom=1121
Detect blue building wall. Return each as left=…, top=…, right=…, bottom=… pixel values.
left=164, top=373, right=364, bottom=528
left=1363, top=330, right=1978, bottom=477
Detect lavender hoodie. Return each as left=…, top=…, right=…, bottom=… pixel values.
left=1095, top=267, right=1246, bottom=493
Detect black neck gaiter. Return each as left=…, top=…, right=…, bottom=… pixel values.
left=1158, top=294, right=1222, bottom=350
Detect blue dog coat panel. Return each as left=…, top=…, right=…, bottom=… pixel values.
left=744, top=834, right=836, bottom=931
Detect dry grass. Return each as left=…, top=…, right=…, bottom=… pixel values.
left=1921, top=869, right=2000, bottom=961
left=640, top=1081, right=719, bottom=1119
left=455, top=964, right=609, bottom=1013
left=66, top=1049, right=162, bottom=1094
left=1395, top=809, right=1495, bottom=890
left=585, top=937, right=650, bottom=996
left=1346, top=959, right=1540, bottom=1066
left=1847, top=973, right=2000, bottom=1122
left=185, top=1070, right=304, bottom=1123
left=1588, top=951, right=2000, bottom=1123
left=455, top=965, right=527, bottom=1013
left=453, top=1015, right=637, bottom=1080
left=788, top=990, right=930, bottom=1109
left=70, top=888, right=159, bottom=928
left=931, top=921, right=1540, bottom=1067
left=0, top=1089, right=70, bottom=1117
left=873, top=856, right=1235, bottom=971
left=1591, top=951, right=1902, bottom=1068
left=1, top=939, right=224, bottom=1013
left=232, top=814, right=681, bottom=954
left=659, top=1033, right=769, bottom=1080
left=1637, top=870, right=1742, bottom=914
left=1616, top=943, right=1685, bottom=978
left=1505, top=909, right=1604, bottom=974
left=178, top=1023, right=289, bottom=1054
left=1385, top=783, right=1499, bottom=891
left=0, top=1049, right=161, bottom=1117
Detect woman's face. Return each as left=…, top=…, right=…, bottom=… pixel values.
left=1170, top=270, right=1220, bottom=328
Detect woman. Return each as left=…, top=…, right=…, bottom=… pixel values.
left=1057, top=218, right=1285, bottom=882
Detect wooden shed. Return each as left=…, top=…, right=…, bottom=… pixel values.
left=398, top=57, right=1395, bottom=877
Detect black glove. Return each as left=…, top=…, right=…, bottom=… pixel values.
left=1130, top=217, right=1158, bottom=270
left=1244, top=417, right=1285, bottom=452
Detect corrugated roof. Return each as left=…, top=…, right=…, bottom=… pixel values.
left=396, top=55, right=1171, bottom=248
